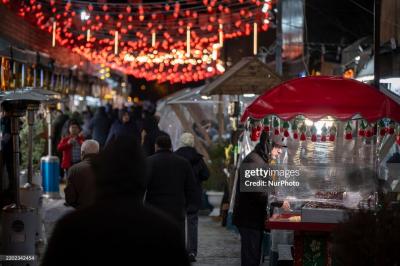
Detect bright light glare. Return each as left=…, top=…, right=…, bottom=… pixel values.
left=80, top=11, right=90, bottom=21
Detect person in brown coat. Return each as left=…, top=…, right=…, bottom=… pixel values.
left=64, top=139, right=99, bottom=209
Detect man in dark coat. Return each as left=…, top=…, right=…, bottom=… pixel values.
left=42, top=136, right=189, bottom=266
left=175, top=132, right=209, bottom=262
left=106, top=109, right=140, bottom=145
left=145, top=135, right=198, bottom=243
left=88, top=106, right=111, bottom=147
left=64, top=140, right=99, bottom=209
left=233, top=132, right=289, bottom=266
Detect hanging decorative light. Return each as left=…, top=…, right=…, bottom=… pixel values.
left=152, top=31, right=156, bottom=47
left=2, top=0, right=273, bottom=83
left=52, top=20, right=56, bottom=47
left=219, top=24, right=224, bottom=47
left=253, top=22, right=258, bottom=55
left=114, top=31, right=119, bottom=55
left=186, top=25, right=191, bottom=58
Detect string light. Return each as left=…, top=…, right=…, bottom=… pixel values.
left=3, top=0, right=273, bottom=83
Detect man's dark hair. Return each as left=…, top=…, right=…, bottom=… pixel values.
left=92, top=136, right=147, bottom=200
left=68, top=119, right=81, bottom=130
left=155, top=135, right=172, bottom=150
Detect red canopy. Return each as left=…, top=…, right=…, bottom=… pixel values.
left=241, top=76, right=400, bottom=123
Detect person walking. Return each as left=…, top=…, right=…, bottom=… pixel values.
left=106, top=109, right=140, bottom=145
left=42, top=136, right=189, bottom=266
left=89, top=106, right=111, bottom=148
left=57, top=120, right=84, bottom=179
left=233, top=132, right=289, bottom=266
left=64, top=140, right=99, bottom=209
left=145, top=135, right=197, bottom=244
left=175, top=132, right=209, bottom=262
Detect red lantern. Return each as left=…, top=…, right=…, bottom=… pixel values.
left=284, top=130, right=290, bottom=138
left=358, top=129, right=365, bottom=137
left=250, top=126, right=262, bottom=141
left=329, top=134, right=336, bottom=141
left=263, top=125, right=270, bottom=133
left=311, top=135, right=317, bottom=142
left=293, top=132, right=299, bottom=140
left=321, top=135, right=327, bottom=142
left=379, top=128, right=387, bottom=137
left=389, top=127, right=395, bottom=135
left=300, top=132, right=306, bottom=141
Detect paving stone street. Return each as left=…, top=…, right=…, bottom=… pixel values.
left=194, top=216, right=270, bottom=266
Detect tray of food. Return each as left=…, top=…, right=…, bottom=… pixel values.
left=301, top=202, right=348, bottom=223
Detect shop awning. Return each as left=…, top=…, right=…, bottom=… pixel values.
left=241, top=76, right=400, bottom=123
left=201, top=56, right=282, bottom=95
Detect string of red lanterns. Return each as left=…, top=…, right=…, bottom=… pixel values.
left=3, top=0, right=273, bottom=83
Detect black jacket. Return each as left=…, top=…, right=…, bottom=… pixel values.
left=145, top=150, right=197, bottom=222
left=233, top=150, right=269, bottom=230
left=175, top=146, right=209, bottom=211
left=42, top=197, right=189, bottom=266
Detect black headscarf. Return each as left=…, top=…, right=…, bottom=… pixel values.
left=254, top=131, right=269, bottom=163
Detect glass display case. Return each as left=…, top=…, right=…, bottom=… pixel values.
left=262, top=134, right=383, bottom=225
left=268, top=163, right=378, bottom=224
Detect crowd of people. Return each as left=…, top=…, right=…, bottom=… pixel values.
left=0, top=101, right=210, bottom=265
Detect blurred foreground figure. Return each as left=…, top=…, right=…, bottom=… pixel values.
left=42, top=137, right=189, bottom=266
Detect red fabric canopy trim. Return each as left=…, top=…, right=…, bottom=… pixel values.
left=241, top=76, right=400, bottom=123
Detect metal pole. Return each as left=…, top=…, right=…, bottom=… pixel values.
left=27, top=106, right=36, bottom=184
left=11, top=116, right=21, bottom=208
left=275, top=0, right=283, bottom=76
left=47, top=110, right=52, bottom=156
left=373, top=0, right=381, bottom=89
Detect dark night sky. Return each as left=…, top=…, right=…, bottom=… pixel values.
left=306, top=0, right=374, bottom=45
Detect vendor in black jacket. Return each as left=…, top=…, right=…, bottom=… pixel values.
left=233, top=132, right=289, bottom=266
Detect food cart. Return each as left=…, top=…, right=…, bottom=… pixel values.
left=239, top=76, right=400, bottom=266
